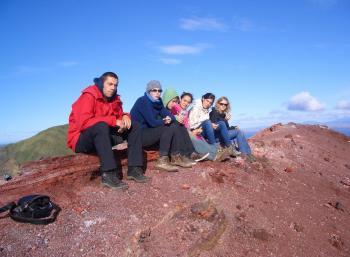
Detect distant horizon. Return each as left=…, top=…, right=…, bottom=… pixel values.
left=1, top=1, right=349, bottom=143
left=1, top=119, right=349, bottom=146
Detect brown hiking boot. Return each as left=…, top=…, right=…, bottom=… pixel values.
left=230, top=146, right=241, bottom=157
left=213, top=147, right=231, bottom=162
left=155, top=156, right=179, bottom=172
left=170, top=154, right=193, bottom=168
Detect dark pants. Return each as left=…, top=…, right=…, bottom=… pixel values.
left=141, top=123, right=195, bottom=157
left=173, top=123, right=195, bottom=157
left=141, top=123, right=180, bottom=156
left=75, top=121, right=143, bottom=172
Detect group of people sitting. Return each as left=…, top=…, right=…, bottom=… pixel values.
left=67, top=72, right=254, bottom=190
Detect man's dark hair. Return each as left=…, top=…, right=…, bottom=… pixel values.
left=180, top=92, right=193, bottom=103
left=202, top=92, right=215, bottom=101
left=100, top=72, right=118, bottom=83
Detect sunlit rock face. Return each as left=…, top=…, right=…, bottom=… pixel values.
left=0, top=123, right=349, bottom=257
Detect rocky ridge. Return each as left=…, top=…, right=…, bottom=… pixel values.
left=0, top=123, right=349, bottom=257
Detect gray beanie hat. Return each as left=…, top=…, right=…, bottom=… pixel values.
left=146, top=80, right=162, bottom=92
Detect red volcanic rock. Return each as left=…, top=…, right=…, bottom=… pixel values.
left=1, top=123, right=350, bottom=257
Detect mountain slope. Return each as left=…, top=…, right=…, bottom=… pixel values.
left=1, top=125, right=73, bottom=175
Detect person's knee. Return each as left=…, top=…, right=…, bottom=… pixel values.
left=168, top=122, right=178, bottom=130
left=201, top=119, right=211, bottom=127
left=93, top=122, right=110, bottom=134
left=217, top=121, right=226, bottom=128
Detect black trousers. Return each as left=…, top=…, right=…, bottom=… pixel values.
left=173, top=123, right=195, bottom=157
left=75, top=121, right=143, bottom=172
left=141, top=123, right=180, bottom=156
left=141, top=122, right=195, bottom=157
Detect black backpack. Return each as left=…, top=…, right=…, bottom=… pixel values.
left=0, top=195, right=61, bottom=225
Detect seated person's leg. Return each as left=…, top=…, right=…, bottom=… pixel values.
left=235, top=129, right=251, bottom=155
left=167, top=123, right=193, bottom=168
left=142, top=125, right=178, bottom=172
left=76, top=122, right=116, bottom=171
left=173, top=124, right=195, bottom=157
left=125, top=121, right=149, bottom=182
left=75, top=122, right=128, bottom=189
left=201, top=120, right=216, bottom=145
left=215, top=121, right=231, bottom=147
left=189, top=133, right=216, bottom=160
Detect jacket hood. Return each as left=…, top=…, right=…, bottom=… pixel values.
left=92, top=77, right=118, bottom=102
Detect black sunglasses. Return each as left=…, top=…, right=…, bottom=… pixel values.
left=150, top=89, right=163, bottom=93
left=219, top=103, right=228, bottom=106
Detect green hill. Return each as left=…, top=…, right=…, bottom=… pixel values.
left=0, top=124, right=74, bottom=177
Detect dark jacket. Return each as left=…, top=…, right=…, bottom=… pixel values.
left=130, top=93, right=175, bottom=128
left=209, top=108, right=229, bottom=128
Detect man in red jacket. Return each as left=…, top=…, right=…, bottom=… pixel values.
left=67, top=72, right=148, bottom=189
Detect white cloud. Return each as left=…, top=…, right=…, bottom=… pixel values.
left=180, top=17, right=228, bottom=31
left=159, top=44, right=212, bottom=55
left=336, top=100, right=350, bottom=110
left=159, top=58, right=181, bottom=65
left=287, top=91, right=324, bottom=111
left=58, top=61, right=78, bottom=67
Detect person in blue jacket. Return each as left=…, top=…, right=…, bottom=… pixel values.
left=130, top=80, right=193, bottom=172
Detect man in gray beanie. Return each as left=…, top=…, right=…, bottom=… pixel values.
left=146, top=80, right=162, bottom=92
left=130, top=80, right=193, bottom=172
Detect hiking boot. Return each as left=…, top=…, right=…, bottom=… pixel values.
left=229, top=145, right=241, bottom=157
left=101, top=171, right=129, bottom=189
left=127, top=166, right=150, bottom=183
left=190, top=152, right=210, bottom=162
left=213, top=147, right=231, bottom=162
left=183, top=155, right=197, bottom=165
left=155, top=156, right=179, bottom=172
left=170, top=154, right=193, bottom=168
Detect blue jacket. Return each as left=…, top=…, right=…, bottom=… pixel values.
left=130, top=93, right=176, bottom=128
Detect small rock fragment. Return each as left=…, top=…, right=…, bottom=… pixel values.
left=329, top=234, right=344, bottom=249
left=251, top=229, right=270, bottom=241
left=181, top=184, right=190, bottom=190
left=284, top=167, right=294, bottom=173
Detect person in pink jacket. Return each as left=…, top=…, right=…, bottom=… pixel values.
left=165, top=90, right=230, bottom=162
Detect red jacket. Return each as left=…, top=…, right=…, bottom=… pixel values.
left=67, top=85, right=128, bottom=151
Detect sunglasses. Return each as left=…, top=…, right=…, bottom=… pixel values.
left=150, top=89, right=163, bottom=93
left=219, top=103, right=228, bottom=106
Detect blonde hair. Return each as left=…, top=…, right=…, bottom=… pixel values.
left=215, top=96, right=231, bottom=114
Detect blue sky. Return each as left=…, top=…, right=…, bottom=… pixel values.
left=0, top=0, right=350, bottom=143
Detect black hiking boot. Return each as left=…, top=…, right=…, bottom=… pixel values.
left=127, top=166, right=150, bottom=183
left=101, top=170, right=129, bottom=189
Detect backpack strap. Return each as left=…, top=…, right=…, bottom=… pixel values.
left=9, top=203, right=61, bottom=225
left=0, top=202, right=16, bottom=213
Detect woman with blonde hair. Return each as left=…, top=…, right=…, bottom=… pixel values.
left=210, top=96, right=255, bottom=162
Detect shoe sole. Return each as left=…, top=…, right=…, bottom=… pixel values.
left=171, top=164, right=192, bottom=168
left=127, top=176, right=150, bottom=183
left=195, top=152, right=210, bottom=162
left=102, top=182, right=129, bottom=190
left=154, top=166, right=179, bottom=172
